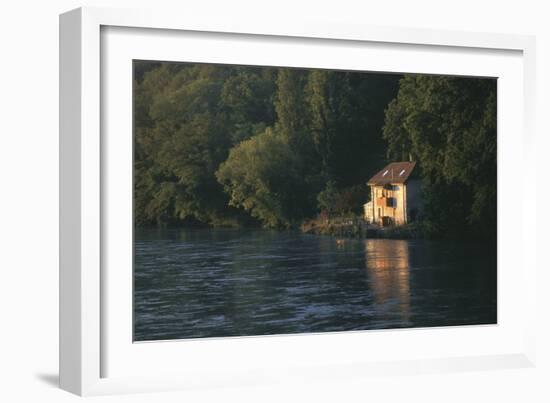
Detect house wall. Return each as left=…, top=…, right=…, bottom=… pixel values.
left=368, top=179, right=423, bottom=226
left=363, top=201, right=374, bottom=222
left=370, top=183, right=407, bottom=226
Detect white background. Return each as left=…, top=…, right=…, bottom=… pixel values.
left=1, top=0, right=548, bottom=402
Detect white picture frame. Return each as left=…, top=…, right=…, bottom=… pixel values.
left=59, top=6, right=537, bottom=396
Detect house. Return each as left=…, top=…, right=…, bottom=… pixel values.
left=363, top=161, right=422, bottom=226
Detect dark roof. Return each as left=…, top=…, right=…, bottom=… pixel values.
left=367, top=161, right=417, bottom=185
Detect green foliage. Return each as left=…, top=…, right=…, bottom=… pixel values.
left=134, top=62, right=276, bottom=226
left=317, top=181, right=369, bottom=217
left=317, top=180, right=339, bottom=214
left=306, top=71, right=399, bottom=186
left=216, top=127, right=312, bottom=228
left=134, top=60, right=400, bottom=228
left=333, top=185, right=370, bottom=215
left=383, top=75, right=497, bottom=239
left=274, top=69, right=310, bottom=142
left=134, top=60, right=496, bottom=240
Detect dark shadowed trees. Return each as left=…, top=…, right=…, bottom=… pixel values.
left=383, top=75, right=497, bottom=239
left=134, top=63, right=276, bottom=226
left=134, top=61, right=496, bottom=240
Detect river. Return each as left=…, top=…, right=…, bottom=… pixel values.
left=134, top=228, right=496, bottom=341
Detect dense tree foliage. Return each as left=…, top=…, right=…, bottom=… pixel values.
left=383, top=75, right=497, bottom=240
left=135, top=61, right=398, bottom=228
left=216, top=69, right=400, bottom=227
left=134, top=61, right=496, bottom=240
left=216, top=127, right=310, bottom=228
left=134, top=62, right=276, bottom=226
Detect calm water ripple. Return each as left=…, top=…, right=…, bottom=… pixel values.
left=134, top=228, right=496, bottom=341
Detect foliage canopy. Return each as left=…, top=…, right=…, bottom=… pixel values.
left=134, top=61, right=496, bottom=240
left=383, top=75, right=497, bottom=239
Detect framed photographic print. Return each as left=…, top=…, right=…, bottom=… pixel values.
left=60, top=6, right=537, bottom=396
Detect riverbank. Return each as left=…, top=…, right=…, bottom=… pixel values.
left=300, top=216, right=427, bottom=239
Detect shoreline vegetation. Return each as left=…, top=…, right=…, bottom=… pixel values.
left=300, top=216, right=424, bottom=240
left=136, top=217, right=450, bottom=241
left=134, top=62, right=497, bottom=243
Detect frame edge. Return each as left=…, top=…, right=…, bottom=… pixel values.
left=59, top=7, right=83, bottom=396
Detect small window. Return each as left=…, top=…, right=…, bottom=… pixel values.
left=382, top=170, right=389, bottom=177
left=399, top=169, right=406, bottom=176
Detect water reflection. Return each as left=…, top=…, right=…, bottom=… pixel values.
left=134, top=229, right=496, bottom=341
left=364, top=240, right=411, bottom=326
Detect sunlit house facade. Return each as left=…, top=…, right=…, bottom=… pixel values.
left=363, top=161, right=422, bottom=226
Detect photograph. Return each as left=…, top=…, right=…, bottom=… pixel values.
left=132, top=60, right=497, bottom=342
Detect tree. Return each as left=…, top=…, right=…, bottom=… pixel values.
left=216, top=127, right=313, bottom=228
left=134, top=61, right=402, bottom=228
left=274, top=69, right=310, bottom=144
left=306, top=71, right=399, bottom=187
left=383, top=75, right=497, bottom=239
left=317, top=180, right=339, bottom=216
left=134, top=62, right=277, bottom=226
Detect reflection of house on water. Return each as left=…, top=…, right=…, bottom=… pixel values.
left=364, top=240, right=411, bottom=326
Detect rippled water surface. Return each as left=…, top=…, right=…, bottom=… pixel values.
left=134, top=229, right=496, bottom=341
